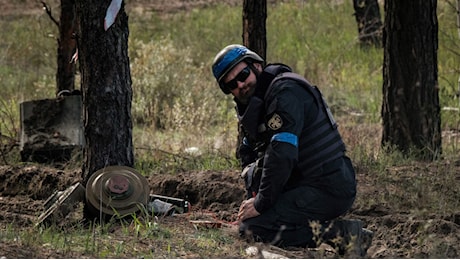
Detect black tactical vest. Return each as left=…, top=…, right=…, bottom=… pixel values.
left=238, top=64, right=346, bottom=175
left=265, top=71, right=346, bottom=175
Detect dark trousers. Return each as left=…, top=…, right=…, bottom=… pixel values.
left=239, top=185, right=355, bottom=248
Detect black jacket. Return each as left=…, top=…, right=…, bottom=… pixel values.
left=237, top=64, right=356, bottom=213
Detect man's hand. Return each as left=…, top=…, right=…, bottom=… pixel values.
left=238, top=197, right=260, bottom=222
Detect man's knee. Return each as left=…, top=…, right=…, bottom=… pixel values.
left=239, top=219, right=269, bottom=244
left=239, top=217, right=315, bottom=248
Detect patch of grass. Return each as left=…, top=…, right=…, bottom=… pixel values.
left=0, top=15, right=57, bottom=101
left=0, top=214, right=241, bottom=258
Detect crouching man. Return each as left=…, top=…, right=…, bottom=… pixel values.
left=211, top=44, right=372, bottom=257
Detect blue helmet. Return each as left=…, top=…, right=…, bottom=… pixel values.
left=212, top=44, right=264, bottom=94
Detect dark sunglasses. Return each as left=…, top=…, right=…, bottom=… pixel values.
left=223, top=66, right=251, bottom=91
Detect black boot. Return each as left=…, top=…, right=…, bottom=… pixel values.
left=321, top=219, right=373, bottom=258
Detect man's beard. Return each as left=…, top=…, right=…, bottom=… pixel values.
left=238, top=82, right=257, bottom=104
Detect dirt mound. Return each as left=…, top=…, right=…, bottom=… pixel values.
left=0, top=165, right=245, bottom=222
left=149, top=170, right=245, bottom=220
left=0, top=165, right=81, bottom=199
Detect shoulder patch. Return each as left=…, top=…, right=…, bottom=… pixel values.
left=268, top=113, right=283, bottom=130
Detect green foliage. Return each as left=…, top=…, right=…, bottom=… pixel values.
left=129, top=3, right=242, bottom=62
left=438, top=1, right=460, bottom=131
left=130, top=37, right=227, bottom=131
left=0, top=15, right=57, bottom=101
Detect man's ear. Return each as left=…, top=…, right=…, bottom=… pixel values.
left=254, top=63, right=263, bottom=71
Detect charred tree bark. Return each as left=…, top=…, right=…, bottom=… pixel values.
left=57, top=0, right=77, bottom=94
left=382, top=0, right=441, bottom=160
left=75, top=0, right=134, bottom=184
left=352, top=0, right=383, bottom=47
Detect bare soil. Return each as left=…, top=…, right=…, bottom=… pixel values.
left=1, top=0, right=460, bottom=258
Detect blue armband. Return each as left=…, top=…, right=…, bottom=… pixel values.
left=242, top=137, right=249, bottom=146
left=271, top=132, right=298, bottom=147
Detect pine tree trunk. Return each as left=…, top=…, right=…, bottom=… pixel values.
left=382, top=0, right=441, bottom=160
left=75, top=0, right=134, bottom=183
left=242, top=0, right=267, bottom=61
left=237, top=0, right=267, bottom=162
left=57, top=0, right=77, bottom=94
left=352, top=0, right=383, bottom=47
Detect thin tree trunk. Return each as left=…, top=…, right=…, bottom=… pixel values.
left=352, top=0, right=383, bottom=47
left=57, top=0, right=77, bottom=94
left=237, top=0, right=267, bottom=162
left=242, top=0, right=267, bottom=61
